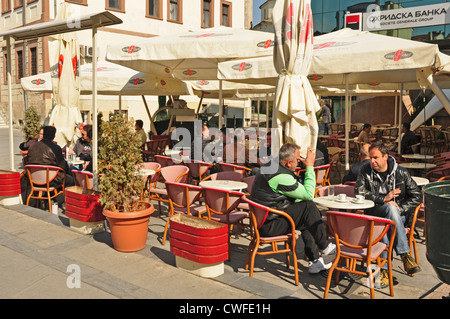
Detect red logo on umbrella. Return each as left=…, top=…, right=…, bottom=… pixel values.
left=286, top=3, right=293, bottom=41
left=129, top=78, right=144, bottom=85
left=314, top=42, right=335, bottom=50
left=72, top=56, right=78, bottom=77
left=165, top=67, right=171, bottom=74
left=308, top=74, right=323, bottom=81
left=196, top=33, right=214, bottom=38
left=32, top=79, right=46, bottom=85
left=384, top=50, right=413, bottom=61
left=58, top=54, right=64, bottom=78
left=183, top=69, right=197, bottom=76
left=122, top=45, right=141, bottom=54
left=231, top=63, right=252, bottom=72
left=160, top=79, right=166, bottom=86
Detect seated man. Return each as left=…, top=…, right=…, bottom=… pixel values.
left=26, top=126, right=75, bottom=205
left=342, top=143, right=370, bottom=184
left=400, top=122, right=417, bottom=155
left=355, top=141, right=422, bottom=287
left=68, top=125, right=92, bottom=160
left=250, top=143, right=335, bottom=274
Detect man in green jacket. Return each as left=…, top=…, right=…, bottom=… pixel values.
left=250, top=143, right=335, bottom=274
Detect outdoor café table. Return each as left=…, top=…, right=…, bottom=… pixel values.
left=399, top=162, right=436, bottom=170
left=199, top=180, right=247, bottom=191
left=401, top=154, right=434, bottom=161
left=313, top=196, right=375, bottom=211
left=136, top=169, right=155, bottom=176
left=412, top=176, right=429, bottom=187
left=68, top=159, right=85, bottom=169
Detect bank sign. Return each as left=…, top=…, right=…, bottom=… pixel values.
left=362, top=3, right=450, bottom=31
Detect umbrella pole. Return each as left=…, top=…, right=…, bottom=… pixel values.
left=196, top=91, right=204, bottom=116
left=345, top=73, right=350, bottom=172
left=6, top=36, right=14, bottom=171
left=266, top=93, right=270, bottom=131
left=92, top=27, right=98, bottom=190
left=398, top=83, right=403, bottom=154
left=257, top=97, right=260, bottom=137
left=141, top=95, right=157, bottom=135
left=219, top=80, right=223, bottom=128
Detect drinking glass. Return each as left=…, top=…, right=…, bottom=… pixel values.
left=328, top=185, right=335, bottom=199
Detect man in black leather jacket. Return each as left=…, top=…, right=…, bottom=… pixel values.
left=355, top=141, right=422, bottom=286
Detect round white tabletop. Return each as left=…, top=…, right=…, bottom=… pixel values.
left=199, top=180, right=248, bottom=191
left=313, top=196, right=375, bottom=210
left=412, top=176, right=429, bottom=186
left=399, top=162, right=436, bottom=170
left=68, top=160, right=84, bottom=166
left=401, top=154, right=434, bottom=161
left=136, top=169, right=155, bottom=176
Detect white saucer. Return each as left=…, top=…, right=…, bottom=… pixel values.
left=350, top=198, right=364, bottom=204
left=335, top=198, right=348, bottom=203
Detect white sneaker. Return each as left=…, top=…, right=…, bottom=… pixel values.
left=321, top=242, right=336, bottom=256
left=308, top=257, right=332, bottom=274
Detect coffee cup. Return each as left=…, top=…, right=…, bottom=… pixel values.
left=337, top=194, right=347, bottom=201
left=355, top=195, right=364, bottom=203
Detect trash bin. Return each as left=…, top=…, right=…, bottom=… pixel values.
left=423, top=180, right=450, bottom=284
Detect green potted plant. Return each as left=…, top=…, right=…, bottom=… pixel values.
left=98, top=112, right=154, bottom=252
left=20, top=107, right=41, bottom=157
left=22, top=107, right=41, bottom=141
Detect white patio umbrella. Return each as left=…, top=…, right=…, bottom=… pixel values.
left=106, top=26, right=274, bottom=128
left=272, top=0, right=320, bottom=158
left=22, top=61, right=193, bottom=136
left=21, top=61, right=192, bottom=96
left=48, top=3, right=83, bottom=146
left=219, top=28, right=450, bottom=166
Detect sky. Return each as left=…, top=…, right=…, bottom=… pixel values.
left=253, top=0, right=266, bottom=27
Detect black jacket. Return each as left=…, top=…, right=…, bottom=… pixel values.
left=355, top=156, right=422, bottom=226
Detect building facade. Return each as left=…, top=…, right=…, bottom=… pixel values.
left=0, top=0, right=253, bottom=132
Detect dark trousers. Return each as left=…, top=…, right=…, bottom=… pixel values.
left=259, top=200, right=328, bottom=261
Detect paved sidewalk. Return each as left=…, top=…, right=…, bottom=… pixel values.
left=0, top=201, right=449, bottom=301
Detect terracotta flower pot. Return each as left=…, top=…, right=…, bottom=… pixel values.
left=103, top=202, right=155, bottom=252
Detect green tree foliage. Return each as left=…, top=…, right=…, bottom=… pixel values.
left=22, top=107, right=41, bottom=141
left=98, top=112, right=145, bottom=212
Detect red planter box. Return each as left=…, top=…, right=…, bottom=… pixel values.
left=169, top=214, right=228, bottom=264
left=65, top=186, right=105, bottom=222
left=0, top=170, right=21, bottom=196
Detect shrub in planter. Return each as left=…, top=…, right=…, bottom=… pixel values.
left=98, top=112, right=154, bottom=252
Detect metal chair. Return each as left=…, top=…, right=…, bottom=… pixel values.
left=155, top=155, right=182, bottom=167
left=202, top=187, right=247, bottom=258
left=162, top=181, right=207, bottom=245
left=201, top=171, right=243, bottom=182
left=25, top=165, right=65, bottom=214
left=219, top=162, right=252, bottom=177
left=137, top=162, right=161, bottom=200
left=148, top=165, right=189, bottom=214
left=242, top=195, right=299, bottom=286
left=72, top=170, right=94, bottom=190
left=324, top=211, right=396, bottom=299
left=184, top=160, right=213, bottom=185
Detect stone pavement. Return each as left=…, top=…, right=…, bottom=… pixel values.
left=0, top=127, right=449, bottom=305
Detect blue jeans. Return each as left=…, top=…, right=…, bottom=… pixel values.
left=369, top=203, right=410, bottom=269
